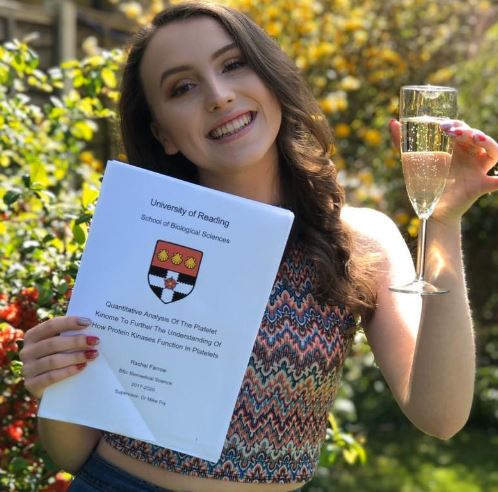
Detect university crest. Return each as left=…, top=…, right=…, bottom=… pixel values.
left=148, top=240, right=203, bottom=304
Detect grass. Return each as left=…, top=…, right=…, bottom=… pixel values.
left=305, top=425, right=498, bottom=492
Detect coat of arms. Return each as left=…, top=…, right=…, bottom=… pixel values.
left=148, top=240, right=203, bottom=304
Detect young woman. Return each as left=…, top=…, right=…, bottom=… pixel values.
left=20, top=3, right=498, bottom=491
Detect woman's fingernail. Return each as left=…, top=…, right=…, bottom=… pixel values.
left=77, top=317, right=92, bottom=326
left=86, top=336, right=100, bottom=346
left=84, top=350, right=99, bottom=360
left=389, top=119, right=397, bottom=126
left=76, top=363, right=87, bottom=370
left=473, top=133, right=486, bottom=142
left=455, top=129, right=463, bottom=136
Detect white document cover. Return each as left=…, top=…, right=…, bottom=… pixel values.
left=38, top=160, right=294, bottom=462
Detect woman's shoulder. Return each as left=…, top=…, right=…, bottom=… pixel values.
left=340, top=205, right=400, bottom=244
left=340, top=206, right=410, bottom=273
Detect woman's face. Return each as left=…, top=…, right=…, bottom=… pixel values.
left=140, top=17, right=282, bottom=185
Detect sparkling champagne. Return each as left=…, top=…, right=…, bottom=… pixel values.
left=390, top=85, right=457, bottom=295
left=401, top=116, right=452, bottom=219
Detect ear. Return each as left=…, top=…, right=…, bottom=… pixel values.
left=150, top=121, right=179, bottom=155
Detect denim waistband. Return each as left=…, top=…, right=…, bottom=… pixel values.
left=68, top=451, right=175, bottom=492
left=69, top=450, right=302, bottom=492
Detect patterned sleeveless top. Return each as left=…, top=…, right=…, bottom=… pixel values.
left=103, top=241, right=358, bottom=483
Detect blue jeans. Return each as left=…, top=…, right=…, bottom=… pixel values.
left=67, top=452, right=175, bottom=491
left=68, top=451, right=302, bottom=491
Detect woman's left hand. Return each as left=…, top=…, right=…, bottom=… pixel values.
left=390, top=119, right=498, bottom=225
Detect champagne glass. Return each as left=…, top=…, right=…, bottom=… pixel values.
left=390, top=85, right=457, bottom=295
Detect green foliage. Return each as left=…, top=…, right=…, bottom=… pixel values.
left=457, top=22, right=498, bottom=330
left=0, top=40, right=121, bottom=300
left=0, top=39, right=121, bottom=492
left=304, top=426, right=498, bottom=492
left=319, top=413, right=366, bottom=468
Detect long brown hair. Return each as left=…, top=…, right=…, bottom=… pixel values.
left=119, top=2, right=377, bottom=322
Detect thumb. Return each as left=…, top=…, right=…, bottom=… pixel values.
left=389, top=119, right=401, bottom=149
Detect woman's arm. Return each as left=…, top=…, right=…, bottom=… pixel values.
left=38, top=418, right=102, bottom=474
left=21, top=316, right=102, bottom=472
left=346, top=208, right=474, bottom=439
left=343, top=122, right=498, bottom=439
left=401, top=218, right=474, bottom=437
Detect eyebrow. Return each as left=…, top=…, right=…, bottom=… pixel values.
left=158, top=42, right=238, bottom=88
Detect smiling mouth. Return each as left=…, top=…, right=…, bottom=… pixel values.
left=208, top=112, right=255, bottom=140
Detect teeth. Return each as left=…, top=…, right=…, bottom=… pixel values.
left=210, top=113, right=252, bottom=139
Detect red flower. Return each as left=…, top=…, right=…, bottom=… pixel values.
left=0, top=302, right=22, bottom=327
left=0, top=324, right=24, bottom=347
left=0, top=324, right=24, bottom=364
left=20, top=287, right=39, bottom=302
left=5, top=423, right=23, bottom=442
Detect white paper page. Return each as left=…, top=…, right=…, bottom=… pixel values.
left=39, top=160, right=294, bottom=462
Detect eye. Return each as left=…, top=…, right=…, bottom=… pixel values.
left=223, top=58, right=246, bottom=72
left=170, top=81, right=196, bottom=98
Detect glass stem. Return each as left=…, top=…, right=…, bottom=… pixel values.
left=415, top=218, right=428, bottom=281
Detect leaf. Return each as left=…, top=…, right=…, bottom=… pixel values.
left=76, top=212, right=94, bottom=225
left=328, top=412, right=339, bottom=432
left=56, top=280, right=69, bottom=294
left=48, top=237, right=64, bottom=253
left=0, top=154, right=10, bottom=167
left=22, top=240, right=40, bottom=250
left=30, top=160, right=50, bottom=187
left=10, top=457, right=28, bottom=473
left=50, top=96, right=64, bottom=108
left=9, top=359, right=23, bottom=376
left=81, top=183, right=99, bottom=209
left=60, top=59, right=80, bottom=69
left=38, top=286, right=53, bottom=305
left=33, top=189, right=56, bottom=206
left=86, top=55, right=104, bottom=67
left=343, top=448, right=357, bottom=464
left=101, top=67, right=117, bottom=88
left=341, top=433, right=356, bottom=445
left=71, top=120, right=96, bottom=141
left=73, top=74, right=86, bottom=88
left=3, top=190, right=20, bottom=205
left=355, top=445, right=367, bottom=464
left=79, top=97, right=95, bottom=115
left=13, top=78, right=25, bottom=92
left=72, top=222, right=87, bottom=245
left=4, top=41, right=18, bottom=51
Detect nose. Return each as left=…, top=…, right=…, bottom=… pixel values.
left=205, top=77, right=235, bottom=112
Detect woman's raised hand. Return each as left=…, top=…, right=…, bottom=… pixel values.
left=390, top=119, right=498, bottom=225
left=20, top=316, right=99, bottom=399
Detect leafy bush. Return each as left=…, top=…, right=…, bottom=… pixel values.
left=0, top=39, right=121, bottom=492
left=304, top=426, right=498, bottom=491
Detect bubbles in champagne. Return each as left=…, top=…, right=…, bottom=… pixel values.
left=401, top=152, right=451, bottom=219
left=401, top=116, right=453, bottom=154
left=400, top=116, right=453, bottom=218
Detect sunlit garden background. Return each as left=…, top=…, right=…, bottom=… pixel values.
left=1, top=1, right=497, bottom=491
